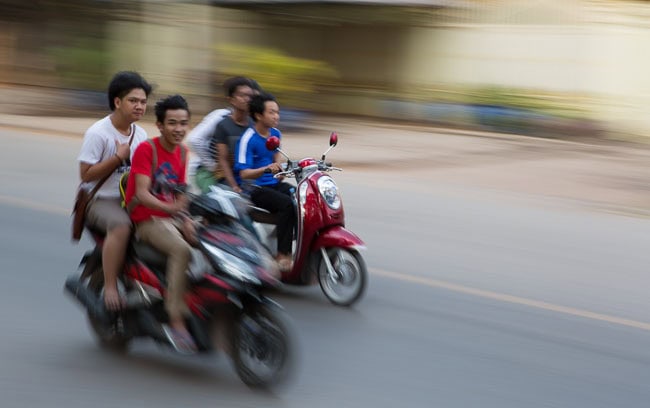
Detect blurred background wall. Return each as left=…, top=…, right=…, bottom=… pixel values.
left=1, top=0, right=649, bottom=140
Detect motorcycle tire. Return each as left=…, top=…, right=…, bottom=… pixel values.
left=232, top=303, right=295, bottom=389
left=86, top=269, right=131, bottom=353
left=318, top=248, right=368, bottom=307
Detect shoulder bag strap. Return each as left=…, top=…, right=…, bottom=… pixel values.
left=148, top=138, right=158, bottom=174
left=126, top=136, right=156, bottom=215
left=127, top=123, right=136, bottom=146
left=84, top=124, right=136, bottom=200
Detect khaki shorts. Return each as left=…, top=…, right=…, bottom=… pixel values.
left=86, top=197, right=131, bottom=233
left=136, top=216, right=192, bottom=319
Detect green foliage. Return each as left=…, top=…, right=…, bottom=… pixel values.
left=215, top=44, right=339, bottom=108
left=49, top=38, right=110, bottom=90
left=406, top=85, right=591, bottom=120
left=467, top=86, right=589, bottom=119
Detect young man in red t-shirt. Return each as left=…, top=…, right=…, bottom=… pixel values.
left=124, top=94, right=196, bottom=353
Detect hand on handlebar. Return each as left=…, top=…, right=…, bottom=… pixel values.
left=168, top=194, right=189, bottom=215
left=179, top=215, right=199, bottom=246
left=265, top=163, right=284, bottom=174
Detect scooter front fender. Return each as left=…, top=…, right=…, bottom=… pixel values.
left=311, top=226, right=366, bottom=251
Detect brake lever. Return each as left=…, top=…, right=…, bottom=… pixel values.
left=273, top=170, right=294, bottom=179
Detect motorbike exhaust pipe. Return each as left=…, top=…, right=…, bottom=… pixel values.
left=64, top=276, right=111, bottom=324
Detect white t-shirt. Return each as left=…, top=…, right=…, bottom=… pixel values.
left=77, top=115, right=148, bottom=199
left=187, top=108, right=231, bottom=175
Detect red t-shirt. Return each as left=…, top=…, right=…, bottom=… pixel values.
left=125, top=137, right=187, bottom=223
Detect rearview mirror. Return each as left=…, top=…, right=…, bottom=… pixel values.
left=266, top=136, right=280, bottom=151
left=329, top=132, right=338, bottom=147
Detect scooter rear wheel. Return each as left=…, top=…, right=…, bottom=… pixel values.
left=318, top=248, right=367, bottom=306
left=86, top=270, right=131, bottom=353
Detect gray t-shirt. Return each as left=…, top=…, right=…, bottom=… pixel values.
left=211, top=116, right=254, bottom=176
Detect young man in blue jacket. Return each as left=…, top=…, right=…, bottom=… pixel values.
left=234, top=92, right=295, bottom=271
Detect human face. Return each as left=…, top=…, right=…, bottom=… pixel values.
left=157, top=109, right=190, bottom=149
left=114, top=88, right=147, bottom=122
left=229, top=85, right=254, bottom=113
left=257, top=100, right=280, bottom=129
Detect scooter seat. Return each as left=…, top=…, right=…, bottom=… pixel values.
left=132, top=241, right=168, bottom=271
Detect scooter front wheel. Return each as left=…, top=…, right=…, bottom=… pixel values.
left=232, top=303, right=295, bottom=389
left=318, top=248, right=367, bottom=306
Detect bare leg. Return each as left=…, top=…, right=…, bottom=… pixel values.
left=102, top=224, right=131, bottom=310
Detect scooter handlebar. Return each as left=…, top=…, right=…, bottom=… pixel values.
left=273, top=170, right=295, bottom=179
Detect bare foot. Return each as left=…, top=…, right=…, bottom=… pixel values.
left=103, top=287, right=123, bottom=311
left=276, top=255, right=293, bottom=272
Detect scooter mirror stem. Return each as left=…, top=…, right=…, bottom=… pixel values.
left=321, top=145, right=335, bottom=161
left=276, top=147, right=290, bottom=161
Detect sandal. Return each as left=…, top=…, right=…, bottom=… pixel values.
left=162, top=325, right=197, bottom=354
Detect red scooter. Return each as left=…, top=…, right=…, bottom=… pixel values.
left=65, top=191, right=295, bottom=389
left=249, top=132, right=368, bottom=306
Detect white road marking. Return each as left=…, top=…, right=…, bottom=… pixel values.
left=0, top=194, right=69, bottom=216
left=371, top=267, right=650, bottom=331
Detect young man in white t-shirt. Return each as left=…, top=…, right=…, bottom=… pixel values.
left=186, top=107, right=230, bottom=192
left=77, top=71, right=152, bottom=311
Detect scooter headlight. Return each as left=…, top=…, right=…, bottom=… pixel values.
left=317, top=176, right=341, bottom=210
left=202, top=242, right=261, bottom=285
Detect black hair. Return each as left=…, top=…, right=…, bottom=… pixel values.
left=248, top=78, right=262, bottom=93
left=222, top=76, right=255, bottom=97
left=248, top=92, right=276, bottom=122
left=154, top=94, right=190, bottom=123
left=107, top=71, right=152, bottom=111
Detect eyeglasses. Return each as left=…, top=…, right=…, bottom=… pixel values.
left=234, top=92, right=253, bottom=99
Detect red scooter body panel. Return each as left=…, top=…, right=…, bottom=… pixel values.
left=125, top=260, right=164, bottom=293
left=186, top=279, right=230, bottom=317
left=312, top=225, right=366, bottom=250
left=282, top=172, right=355, bottom=284
left=121, top=243, right=242, bottom=317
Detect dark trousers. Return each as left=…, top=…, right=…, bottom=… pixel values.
left=250, top=182, right=295, bottom=255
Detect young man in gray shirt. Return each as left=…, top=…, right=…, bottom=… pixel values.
left=210, top=77, right=259, bottom=193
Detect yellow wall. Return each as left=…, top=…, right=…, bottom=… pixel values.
left=103, top=1, right=650, bottom=136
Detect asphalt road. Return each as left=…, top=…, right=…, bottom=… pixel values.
left=1, top=128, right=650, bottom=408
